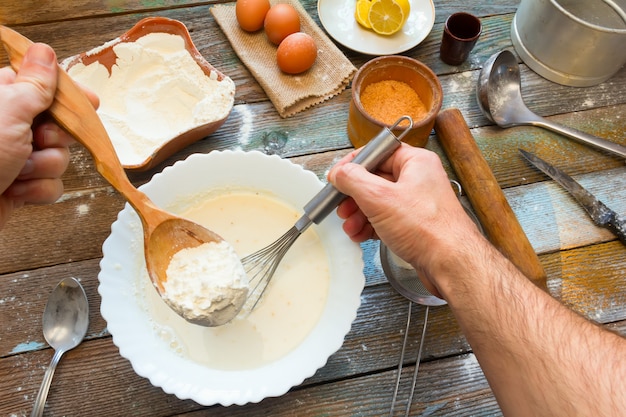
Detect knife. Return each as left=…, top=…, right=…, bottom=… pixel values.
left=519, top=149, right=626, bottom=245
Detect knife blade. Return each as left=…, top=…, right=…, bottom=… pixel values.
left=519, top=149, right=626, bottom=245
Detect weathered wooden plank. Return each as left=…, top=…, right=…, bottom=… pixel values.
left=469, top=104, right=626, bottom=191
left=0, top=334, right=494, bottom=417
left=0, top=0, right=521, bottom=27
left=193, top=353, right=499, bottom=417
left=544, top=241, right=626, bottom=324
left=506, top=166, right=626, bottom=253
left=0, top=259, right=107, bottom=358
left=141, top=99, right=626, bottom=183
left=0, top=0, right=219, bottom=26
left=0, top=188, right=125, bottom=273
left=47, top=98, right=626, bottom=200
left=6, top=319, right=626, bottom=417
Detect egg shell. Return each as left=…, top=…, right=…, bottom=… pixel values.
left=236, top=0, right=271, bottom=32
left=276, top=32, right=318, bottom=74
left=264, top=3, right=301, bottom=45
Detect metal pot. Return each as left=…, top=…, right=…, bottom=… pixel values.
left=511, top=0, right=626, bottom=87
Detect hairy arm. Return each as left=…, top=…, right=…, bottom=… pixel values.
left=328, top=144, right=626, bottom=417
left=437, top=229, right=626, bottom=417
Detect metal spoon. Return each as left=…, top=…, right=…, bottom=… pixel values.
left=0, top=26, right=236, bottom=327
left=476, top=49, right=626, bottom=159
left=31, top=277, right=89, bottom=417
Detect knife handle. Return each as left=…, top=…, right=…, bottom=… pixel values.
left=608, top=213, right=626, bottom=245
left=434, top=108, right=548, bottom=290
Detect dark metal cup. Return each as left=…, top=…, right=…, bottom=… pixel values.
left=440, top=12, right=482, bottom=65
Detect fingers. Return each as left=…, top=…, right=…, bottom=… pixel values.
left=0, top=43, right=59, bottom=187
left=4, top=177, right=64, bottom=204
left=335, top=197, right=359, bottom=219
left=336, top=198, right=369, bottom=241
left=0, top=43, right=83, bottom=222
left=10, top=145, right=70, bottom=206
left=17, top=147, right=70, bottom=181
left=32, top=121, right=76, bottom=149
left=342, top=211, right=376, bottom=242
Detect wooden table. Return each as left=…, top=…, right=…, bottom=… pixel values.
left=1, top=1, right=625, bottom=415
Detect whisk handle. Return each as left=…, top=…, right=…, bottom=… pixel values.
left=304, top=118, right=409, bottom=224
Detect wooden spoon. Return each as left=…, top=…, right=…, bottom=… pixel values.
left=0, top=25, right=228, bottom=326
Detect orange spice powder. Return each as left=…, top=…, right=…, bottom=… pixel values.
left=360, top=80, right=427, bottom=126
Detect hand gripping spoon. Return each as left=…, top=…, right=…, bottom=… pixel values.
left=0, top=26, right=231, bottom=327
left=476, top=49, right=626, bottom=159
left=31, top=277, right=89, bottom=417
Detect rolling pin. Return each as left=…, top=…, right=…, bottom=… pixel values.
left=434, top=108, right=548, bottom=290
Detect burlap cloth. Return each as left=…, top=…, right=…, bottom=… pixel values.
left=211, top=0, right=356, bottom=118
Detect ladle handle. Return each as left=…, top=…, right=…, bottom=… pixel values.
left=435, top=108, right=548, bottom=290
left=534, top=117, right=626, bottom=159
left=0, top=26, right=164, bottom=222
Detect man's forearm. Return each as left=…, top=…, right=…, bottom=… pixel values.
left=440, top=237, right=626, bottom=416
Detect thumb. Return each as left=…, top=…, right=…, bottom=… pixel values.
left=14, top=43, right=58, bottom=115
left=329, top=162, right=389, bottom=202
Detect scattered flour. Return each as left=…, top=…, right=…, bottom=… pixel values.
left=77, top=204, right=89, bottom=215
left=163, top=240, right=248, bottom=326
left=67, top=32, right=235, bottom=166
left=236, top=104, right=253, bottom=146
left=583, top=98, right=595, bottom=107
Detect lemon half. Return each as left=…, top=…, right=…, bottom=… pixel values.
left=355, top=0, right=373, bottom=29
left=368, top=0, right=410, bottom=36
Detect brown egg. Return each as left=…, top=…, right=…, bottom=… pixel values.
left=276, top=32, right=317, bottom=74
left=236, top=0, right=271, bottom=32
left=264, top=3, right=301, bottom=45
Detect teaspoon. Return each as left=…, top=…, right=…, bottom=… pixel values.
left=476, top=49, right=626, bottom=159
left=0, top=26, right=237, bottom=327
left=31, top=277, right=89, bottom=417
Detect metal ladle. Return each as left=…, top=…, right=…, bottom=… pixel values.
left=381, top=245, right=446, bottom=417
left=476, top=49, right=626, bottom=159
left=31, top=278, right=89, bottom=417
left=0, top=26, right=234, bottom=327
left=381, top=182, right=482, bottom=416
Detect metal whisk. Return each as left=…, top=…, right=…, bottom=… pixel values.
left=242, top=116, right=414, bottom=311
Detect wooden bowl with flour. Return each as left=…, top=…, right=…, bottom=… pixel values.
left=62, top=17, right=235, bottom=171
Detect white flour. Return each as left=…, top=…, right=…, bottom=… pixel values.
left=67, top=32, right=235, bottom=166
left=164, top=240, right=248, bottom=326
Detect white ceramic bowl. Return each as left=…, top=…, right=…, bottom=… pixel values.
left=98, top=150, right=364, bottom=406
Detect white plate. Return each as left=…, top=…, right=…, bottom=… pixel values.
left=317, top=0, right=435, bottom=55
left=98, top=150, right=365, bottom=406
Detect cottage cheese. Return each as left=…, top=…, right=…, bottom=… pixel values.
left=163, top=240, right=248, bottom=326
left=66, top=32, right=235, bottom=166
